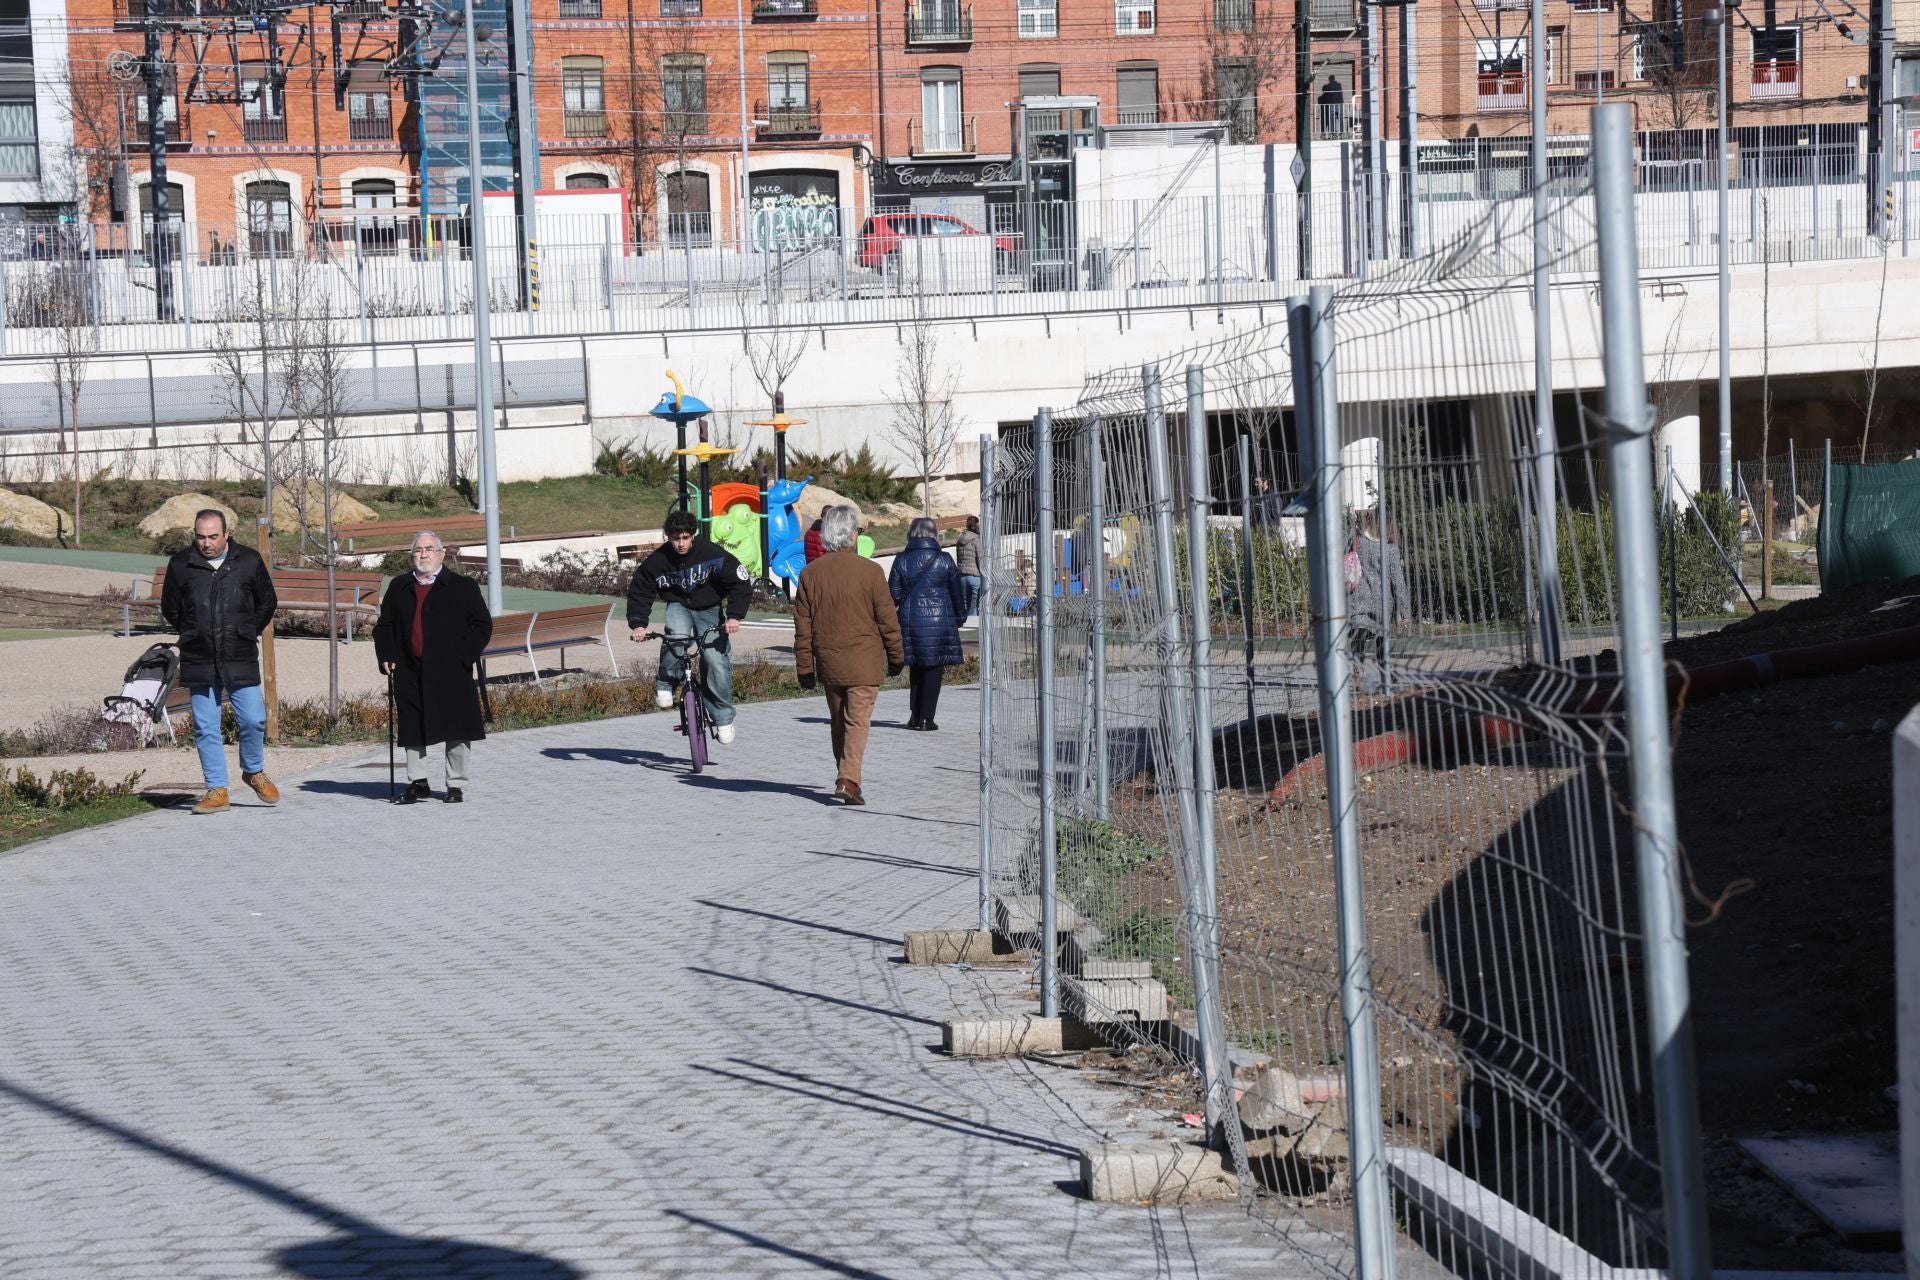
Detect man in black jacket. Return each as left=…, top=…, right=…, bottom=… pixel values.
left=161, top=510, right=280, bottom=815
left=626, top=510, right=753, bottom=744
left=373, top=531, right=494, bottom=804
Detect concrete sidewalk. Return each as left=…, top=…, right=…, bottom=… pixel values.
left=0, top=687, right=1329, bottom=1279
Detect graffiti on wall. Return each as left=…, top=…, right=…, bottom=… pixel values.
left=748, top=171, right=841, bottom=252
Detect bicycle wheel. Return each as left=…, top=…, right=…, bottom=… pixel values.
left=683, top=684, right=709, bottom=773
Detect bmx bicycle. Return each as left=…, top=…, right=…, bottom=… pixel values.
left=641, top=626, right=724, bottom=773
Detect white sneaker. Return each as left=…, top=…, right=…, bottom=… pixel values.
left=655, top=688, right=674, bottom=710
left=716, top=724, right=736, bottom=745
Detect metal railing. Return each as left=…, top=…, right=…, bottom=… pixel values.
left=564, top=109, right=608, bottom=138
left=1751, top=59, right=1800, bottom=98
left=242, top=116, right=288, bottom=143
left=1311, top=0, right=1357, bottom=31
left=1313, top=100, right=1352, bottom=140
left=348, top=112, right=393, bottom=141
left=752, top=0, right=817, bottom=16
left=1214, top=0, right=1253, bottom=29
left=906, top=0, right=971, bottom=42
left=753, top=99, right=822, bottom=137
left=909, top=114, right=975, bottom=157
left=559, top=0, right=602, bottom=13
left=1476, top=72, right=1527, bottom=110
left=1114, top=107, right=1159, bottom=125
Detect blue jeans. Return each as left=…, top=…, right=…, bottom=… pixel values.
left=189, top=681, right=267, bottom=789
left=656, top=602, right=735, bottom=726
left=960, top=574, right=983, bottom=618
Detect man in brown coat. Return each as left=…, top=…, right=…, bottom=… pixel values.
left=792, top=504, right=904, bottom=806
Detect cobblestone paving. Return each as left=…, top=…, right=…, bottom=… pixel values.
left=0, top=687, right=1344, bottom=1279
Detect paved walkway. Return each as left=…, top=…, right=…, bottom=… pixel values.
left=0, top=687, right=1328, bottom=1279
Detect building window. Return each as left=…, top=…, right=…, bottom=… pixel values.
left=245, top=179, right=293, bottom=256
left=138, top=180, right=183, bottom=258
left=558, top=0, right=601, bottom=14
left=1312, top=60, right=1352, bottom=138
left=665, top=169, right=710, bottom=245
left=660, top=0, right=700, bottom=11
left=1750, top=26, right=1800, bottom=97
left=351, top=177, right=398, bottom=254
left=241, top=64, right=286, bottom=142
left=566, top=171, right=611, bottom=188
left=1214, top=58, right=1255, bottom=142
left=919, top=66, right=964, bottom=154
left=1546, top=27, right=1563, bottom=83
left=131, top=68, right=180, bottom=141
left=1476, top=37, right=1526, bottom=109
left=1018, top=64, right=1060, bottom=98
left=562, top=56, right=607, bottom=136
left=1116, top=63, right=1157, bottom=123
left=1569, top=0, right=1610, bottom=9
left=768, top=50, right=808, bottom=107
left=1017, top=0, right=1056, bottom=38
left=662, top=54, right=707, bottom=136
left=1214, top=0, right=1252, bottom=31
left=1116, top=0, right=1154, bottom=33
left=346, top=63, right=391, bottom=140
left=1573, top=68, right=1617, bottom=92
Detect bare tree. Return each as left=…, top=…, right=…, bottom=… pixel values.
left=208, top=255, right=319, bottom=553
left=885, top=315, right=961, bottom=516
left=285, top=291, right=358, bottom=717
left=45, top=261, right=96, bottom=545
left=744, top=298, right=809, bottom=420
left=1852, top=234, right=1893, bottom=461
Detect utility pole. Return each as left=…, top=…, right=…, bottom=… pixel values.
left=1398, top=0, right=1418, bottom=256
left=1867, top=0, right=1892, bottom=236
left=505, top=0, right=540, bottom=310
left=1296, top=3, right=1313, bottom=275
left=142, top=22, right=174, bottom=321
left=462, top=0, right=504, bottom=614
left=1713, top=2, right=1732, bottom=492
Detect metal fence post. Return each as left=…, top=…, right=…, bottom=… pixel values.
left=1289, top=287, right=1397, bottom=1280
left=978, top=432, right=996, bottom=936
left=1822, top=437, right=1833, bottom=582
left=1089, top=418, right=1109, bottom=819
left=1237, top=431, right=1256, bottom=727
left=441, top=236, right=457, bottom=341
left=1593, top=101, right=1715, bottom=1280
left=1034, top=407, right=1059, bottom=1019
left=1183, top=364, right=1233, bottom=1140
left=0, top=250, right=9, bottom=356
left=356, top=236, right=371, bottom=346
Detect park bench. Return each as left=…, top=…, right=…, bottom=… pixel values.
left=125, top=566, right=385, bottom=640
left=478, top=601, right=622, bottom=687
left=333, top=515, right=487, bottom=555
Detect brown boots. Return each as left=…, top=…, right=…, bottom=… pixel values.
left=191, top=788, right=230, bottom=815
left=241, top=771, right=280, bottom=805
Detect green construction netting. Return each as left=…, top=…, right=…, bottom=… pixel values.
left=1820, top=457, right=1920, bottom=592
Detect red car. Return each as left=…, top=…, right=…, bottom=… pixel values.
left=856, top=212, right=1023, bottom=271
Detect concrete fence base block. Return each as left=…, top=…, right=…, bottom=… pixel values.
left=993, top=894, right=1086, bottom=939
left=1081, top=1141, right=1241, bottom=1204
left=903, top=929, right=997, bottom=966
left=1064, top=976, right=1171, bottom=1024
left=941, top=1014, right=1105, bottom=1057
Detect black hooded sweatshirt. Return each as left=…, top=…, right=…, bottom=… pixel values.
left=625, top=535, right=754, bottom=628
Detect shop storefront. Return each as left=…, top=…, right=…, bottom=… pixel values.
left=872, top=159, right=1019, bottom=231
left=748, top=169, right=842, bottom=252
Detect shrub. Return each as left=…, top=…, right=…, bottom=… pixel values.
left=506, top=549, right=630, bottom=597
left=0, top=765, right=142, bottom=813
left=788, top=444, right=918, bottom=507
left=593, top=436, right=678, bottom=486
left=150, top=527, right=193, bottom=557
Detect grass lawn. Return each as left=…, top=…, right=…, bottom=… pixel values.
left=0, top=794, right=172, bottom=853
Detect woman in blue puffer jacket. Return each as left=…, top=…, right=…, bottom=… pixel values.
left=888, top=517, right=967, bottom=731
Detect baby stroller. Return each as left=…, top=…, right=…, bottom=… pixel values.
left=101, top=642, right=182, bottom=748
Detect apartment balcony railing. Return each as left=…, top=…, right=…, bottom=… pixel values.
left=659, top=0, right=701, bottom=12
left=752, top=0, right=817, bottom=19
left=906, top=2, right=972, bottom=45
left=558, top=0, right=602, bottom=13
left=755, top=99, right=822, bottom=137
left=909, top=114, right=976, bottom=157
left=1750, top=59, right=1799, bottom=98
left=564, top=109, right=608, bottom=137
left=349, top=112, right=393, bottom=141
left=242, top=116, right=288, bottom=142
left=1313, top=100, right=1352, bottom=140
left=336, top=0, right=387, bottom=15
left=1476, top=72, right=1526, bottom=111
left=1115, top=107, right=1159, bottom=124
left=125, top=110, right=186, bottom=146
left=1213, top=0, right=1253, bottom=29
left=1310, top=0, right=1357, bottom=33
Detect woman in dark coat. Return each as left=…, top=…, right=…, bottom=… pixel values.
left=373, top=532, right=494, bottom=803
left=887, top=517, right=966, bottom=731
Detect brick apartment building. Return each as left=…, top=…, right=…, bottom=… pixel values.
left=56, top=0, right=1910, bottom=254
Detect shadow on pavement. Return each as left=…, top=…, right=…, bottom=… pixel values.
left=298, top=779, right=400, bottom=802
left=662, top=1210, right=898, bottom=1279
left=693, top=899, right=898, bottom=945
left=691, top=1059, right=1080, bottom=1159
left=804, top=848, right=974, bottom=878
left=0, top=1078, right=582, bottom=1279
left=684, top=966, right=939, bottom=1027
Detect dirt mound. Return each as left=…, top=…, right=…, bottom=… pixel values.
left=1667, top=575, right=1920, bottom=668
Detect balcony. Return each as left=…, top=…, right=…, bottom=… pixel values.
left=1313, top=100, right=1351, bottom=139
left=125, top=109, right=186, bottom=146
left=1476, top=72, right=1526, bottom=111
left=242, top=116, right=287, bottom=142
left=754, top=99, right=822, bottom=137
left=564, top=109, right=608, bottom=137
left=558, top=0, right=602, bottom=12
left=660, top=0, right=701, bottom=11
left=1213, top=0, right=1252, bottom=29
left=1310, top=0, right=1356, bottom=33
left=909, top=114, right=976, bottom=157
left=906, top=2, right=972, bottom=45
left=753, top=0, right=817, bottom=19
left=336, top=0, right=387, bottom=15
left=349, top=111, right=393, bottom=140
left=1751, top=59, right=1799, bottom=98
left=1115, top=107, right=1159, bottom=124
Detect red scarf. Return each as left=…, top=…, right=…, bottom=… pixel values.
left=410, top=577, right=435, bottom=659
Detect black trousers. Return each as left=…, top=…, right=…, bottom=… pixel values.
left=908, top=664, right=945, bottom=723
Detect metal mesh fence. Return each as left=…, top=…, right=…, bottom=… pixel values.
left=982, top=149, right=1700, bottom=1278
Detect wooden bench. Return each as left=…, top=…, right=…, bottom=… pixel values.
left=478, top=601, right=621, bottom=686
left=126, top=566, right=385, bottom=641
left=334, top=515, right=487, bottom=555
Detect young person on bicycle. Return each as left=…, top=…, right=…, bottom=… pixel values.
left=626, top=510, right=753, bottom=744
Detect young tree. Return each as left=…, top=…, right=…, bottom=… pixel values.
left=1852, top=233, right=1892, bottom=461
left=286, top=291, right=359, bottom=717
left=885, top=314, right=961, bottom=516
left=45, top=257, right=97, bottom=545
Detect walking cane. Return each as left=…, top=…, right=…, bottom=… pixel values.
left=386, top=668, right=397, bottom=802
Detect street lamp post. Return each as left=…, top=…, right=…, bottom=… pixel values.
left=460, top=0, right=503, bottom=613
left=737, top=0, right=753, bottom=251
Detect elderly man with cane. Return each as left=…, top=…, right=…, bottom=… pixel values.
left=373, top=531, right=493, bottom=804
left=792, top=505, right=903, bottom=806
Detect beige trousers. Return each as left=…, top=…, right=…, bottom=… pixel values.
left=822, top=684, right=879, bottom=787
